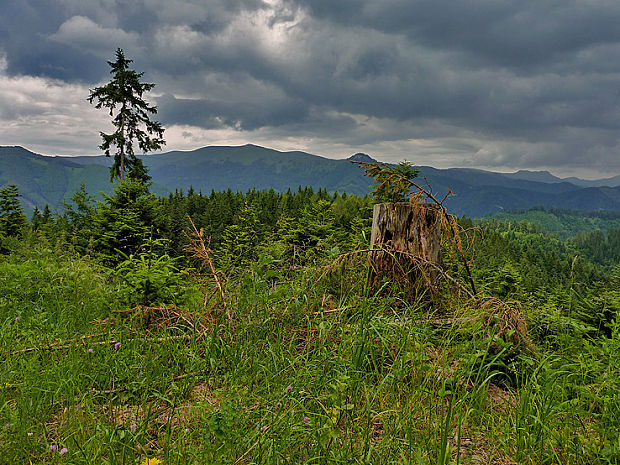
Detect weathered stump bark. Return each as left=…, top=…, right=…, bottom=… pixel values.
left=368, top=202, right=442, bottom=299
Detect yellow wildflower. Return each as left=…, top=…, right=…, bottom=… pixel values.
left=141, top=458, right=162, bottom=465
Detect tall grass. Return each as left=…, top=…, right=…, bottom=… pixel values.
left=0, top=238, right=618, bottom=464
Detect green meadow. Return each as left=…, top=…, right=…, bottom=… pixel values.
left=1, top=182, right=619, bottom=464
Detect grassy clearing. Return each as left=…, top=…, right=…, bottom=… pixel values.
left=1, top=239, right=618, bottom=464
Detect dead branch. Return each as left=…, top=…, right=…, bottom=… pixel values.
left=312, top=306, right=350, bottom=316
left=9, top=334, right=196, bottom=356
left=110, top=304, right=210, bottom=333
left=183, top=216, right=230, bottom=320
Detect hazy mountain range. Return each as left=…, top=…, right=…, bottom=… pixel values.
left=1, top=144, right=620, bottom=217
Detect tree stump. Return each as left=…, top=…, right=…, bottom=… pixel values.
left=368, top=202, right=442, bottom=299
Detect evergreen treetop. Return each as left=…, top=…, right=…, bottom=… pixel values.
left=0, top=184, right=28, bottom=237
left=88, top=48, right=165, bottom=182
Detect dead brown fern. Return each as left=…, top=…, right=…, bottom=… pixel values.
left=477, top=297, right=532, bottom=350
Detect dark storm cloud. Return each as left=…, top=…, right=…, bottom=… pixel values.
left=0, top=0, right=105, bottom=80
left=157, top=92, right=310, bottom=130
left=297, top=0, right=620, bottom=69
left=0, top=0, right=269, bottom=81
left=2, top=0, right=620, bottom=173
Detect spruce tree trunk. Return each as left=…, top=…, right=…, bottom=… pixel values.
left=368, top=202, right=442, bottom=299
left=119, top=115, right=125, bottom=182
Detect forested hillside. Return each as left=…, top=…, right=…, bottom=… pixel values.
left=1, top=180, right=619, bottom=464
left=488, top=207, right=620, bottom=238
left=4, top=144, right=620, bottom=217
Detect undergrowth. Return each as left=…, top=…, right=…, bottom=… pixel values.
left=0, top=232, right=618, bottom=465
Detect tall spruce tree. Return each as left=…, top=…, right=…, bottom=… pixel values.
left=88, top=48, right=165, bottom=182
left=0, top=184, right=28, bottom=237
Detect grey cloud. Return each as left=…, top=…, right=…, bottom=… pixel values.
left=157, top=92, right=309, bottom=130
left=50, top=16, right=140, bottom=56
left=2, top=0, right=620, bottom=175
left=0, top=0, right=270, bottom=81
left=296, top=0, right=620, bottom=70
left=0, top=0, right=105, bottom=80
left=158, top=91, right=357, bottom=133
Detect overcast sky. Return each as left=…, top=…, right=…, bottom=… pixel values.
left=2, top=0, right=620, bottom=178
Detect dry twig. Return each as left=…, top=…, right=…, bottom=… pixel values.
left=10, top=334, right=195, bottom=356
left=183, top=216, right=230, bottom=320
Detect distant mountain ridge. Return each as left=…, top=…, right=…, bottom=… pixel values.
left=502, top=169, right=620, bottom=188
left=502, top=170, right=566, bottom=184
left=2, top=144, right=620, bottom=217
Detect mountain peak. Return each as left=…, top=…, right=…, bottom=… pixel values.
left=347, top=152, right=377, bottom=163
left=503, top=169, right=563, bottom=184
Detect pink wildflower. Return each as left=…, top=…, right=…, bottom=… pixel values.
left=59, top=447, right=68, bottom=455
